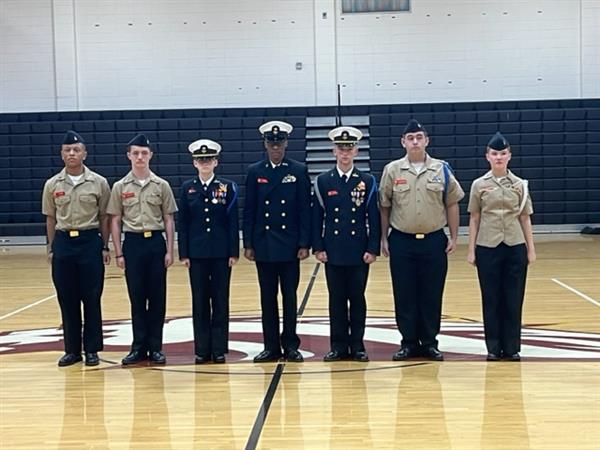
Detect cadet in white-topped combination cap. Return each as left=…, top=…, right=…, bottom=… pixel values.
left=328, top=126, right=363, bottom=147
left=188, top=139, right=222, bottom=158
left=259, top=121, right=293, bottom=142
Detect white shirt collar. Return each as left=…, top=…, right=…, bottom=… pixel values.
left=199, top=174, right=214, bottom=186
left=336, top=165, right=354, bottom=179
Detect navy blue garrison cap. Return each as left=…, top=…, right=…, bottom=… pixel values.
left=127, top=133, right=151, bottom=148
left=62, top=130, right=85, bottom=145
left=402, top=119, right=427, bottom=136
left=487, top=132, right=510, bottom=150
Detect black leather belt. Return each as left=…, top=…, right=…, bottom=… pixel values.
left=124, top=231, right=163, bottom=238
left=392, top=228, right=443, bottom=240
left=57, top=229, right=99, bottom=238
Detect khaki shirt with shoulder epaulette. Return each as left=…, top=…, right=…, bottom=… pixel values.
left=42, top=166, right=110, bottom=230
left=107, top=171, right=178, bottom=232
left=379, top=154, right=464, bottom=234
left=468, top=170, right=533, bottom=248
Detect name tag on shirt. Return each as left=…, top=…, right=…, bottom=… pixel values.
left=394, top=178, right=407, bottom=185
left=327, top=190, right=338, bottom=196
left=54, top=191, right=65, bottom=198
left=257, top=178, right=269, bottom=184
left=122, top=192, right=135, bottom=199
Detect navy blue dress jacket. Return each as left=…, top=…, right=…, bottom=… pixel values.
left=178, top=177, right=239, bottom=259
left=312, top=168, right=381, bottom=266
left=243, top=158, right=311, bottom=262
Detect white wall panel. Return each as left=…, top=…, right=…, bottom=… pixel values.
left=0, top=0, right=598, bottom=112
left=73, top=0, right=316, bottom=110
left=582, top=0, right=600, bottom=98
left=336, top=0, right=584, bottom=105
left=0, top=0, right=56, bottom=111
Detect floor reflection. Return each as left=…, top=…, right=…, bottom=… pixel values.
left=393, top=364, right=450, bottom=450
left=60, top=368, right=109, bottom=449
left=130, top=368, right=172, bottom=449
left=481, top=363, right=530, bottom=450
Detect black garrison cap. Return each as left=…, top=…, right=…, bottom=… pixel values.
left=127, top=133, right=151, bottom=148
left=402, top=119, right=427, bottom=136
left=487, top=132, right=510, bottom=150
left=62, top=130, right=85, bottom=145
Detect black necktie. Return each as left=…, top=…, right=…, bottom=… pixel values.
left=341, top=174, right=348, bottom=183
left=203, top=183, right=208, bottom=191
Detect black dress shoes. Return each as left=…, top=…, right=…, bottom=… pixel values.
left=58, top=353, right=83, bottom=367
left=504, top=353, right=521, bottom=361
left=253, top=350, right=282, bottom=363
left=352, top=351, right=369, bottom=362
left=122, top=350, right=147, bottom=365
left=195, top=355, right=210, bottom=364
left=392, top=347, right=417, bottom=361
left=212, top=354, right=226, bottom=364
left=486, top=353, right=502, bottom=361
left=85, top=352, right=100, bottom=366
left=285, top=350, right=304, bottom=362
left=423, top=347, right=444, bottom=361
left=323, top=350, right=347, bottom=362
left=150, top=351, right=166, bottom=364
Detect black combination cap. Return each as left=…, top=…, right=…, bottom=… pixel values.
left=127, top=133, right=151, bottom=148
left=62, top=130, right=85, bottom=145
left=402, top=119, right=427, bottom=136
left=487, top=132, right=510, bottom=150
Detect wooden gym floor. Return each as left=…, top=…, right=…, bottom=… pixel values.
left=1, top=234, right=599, bottom=449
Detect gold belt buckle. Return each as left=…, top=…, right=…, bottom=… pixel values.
left=415, top=233, right=425, bottom=240
left=143, top=231, right=152, bottom=238
left=69, top=230, right=79, bottom=238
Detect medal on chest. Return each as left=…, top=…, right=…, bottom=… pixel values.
left=350, top=181, right=366, bottom=206
left=211, top=183, right=228, bottom=204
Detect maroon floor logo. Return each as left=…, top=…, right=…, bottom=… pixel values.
left=1, top=316, right=599, bottom=361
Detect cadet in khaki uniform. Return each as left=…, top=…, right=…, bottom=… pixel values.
left=108, top=134, right=178, bottom=365
left=380, top=119, right=464, bottom=361
left=42, top=130, right=111, bottom=367
left=467, top=132, right=536, bottom=361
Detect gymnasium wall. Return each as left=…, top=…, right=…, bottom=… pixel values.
left=1, top=0, right=599, bottom=113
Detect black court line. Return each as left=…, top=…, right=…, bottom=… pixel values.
left=297, top=263, right=320, bottom=317
left=244, top=362, right=284, bottom=450
left=158, top=361, right=431, bottom=377
left=243, top=263, right=319, bottom=449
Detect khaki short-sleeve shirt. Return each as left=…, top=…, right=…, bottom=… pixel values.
left=379, top=154, right=464, bottom=234
left=468, top=170, right=533, bottom=247
left=107, top=171, right=178, bottom=232
left=42, top=166, right=110, bottom=230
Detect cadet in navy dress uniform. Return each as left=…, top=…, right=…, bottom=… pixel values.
left=107, top=134, right=178, bottom=365
left=242, top=121, right=311, bottom=363
left=467, top=132, right=536, bottom=361
left=312, top=126, right=381, bottom=362
left=379, top=119, right=464, bottom=361
left=42, top=130, right=111, bottom=367
left=178, top=139, right=239, bottom=364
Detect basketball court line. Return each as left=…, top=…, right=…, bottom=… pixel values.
left=243, top=263, right=319, bottom=449
left=0, top=294, right=56, bottom=321
left=552, top=278, right=600, bottom=308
